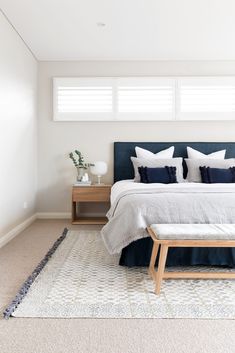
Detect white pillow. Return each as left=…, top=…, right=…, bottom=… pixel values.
left=187, top=146, right=226, bottom=160
left=185, top=158, right=235, bottom=182
left=135, top=146, right=174, bottom=159
left=131, top=157, right=184, bottom=183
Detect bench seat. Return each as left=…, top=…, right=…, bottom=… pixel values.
left=147, top=224, right=235, bottom=295
left=150, top=224, right=235, bottom=240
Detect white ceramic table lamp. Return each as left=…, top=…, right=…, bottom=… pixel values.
left=90, top=161, right=108, bottom=185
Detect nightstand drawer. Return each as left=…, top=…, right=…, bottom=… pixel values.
left=72, top=187, right=111, bottom=202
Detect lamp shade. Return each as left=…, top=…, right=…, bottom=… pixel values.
left=90, top=161, right=108, bottom=176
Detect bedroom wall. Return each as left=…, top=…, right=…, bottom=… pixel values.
left=38, top=60, right=235, bottom=213
left=0, top=12, right=38, bottom=237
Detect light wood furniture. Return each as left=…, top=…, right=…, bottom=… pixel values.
left=147, top=224, right=235, bottom=295
left=72, top=185, right=111, bottom=225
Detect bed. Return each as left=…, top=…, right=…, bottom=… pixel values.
left=101, top=142, right=235, bottom=267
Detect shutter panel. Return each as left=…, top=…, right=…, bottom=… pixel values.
left=117, top=78, right=174, bottom=120
left=179, top=78, right=235, bottom=120
left=53, top=78, right=113, bottom=120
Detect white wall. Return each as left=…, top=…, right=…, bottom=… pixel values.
left=38, top=60, right=235, bottom=213
left=0, top=12, right=38, bottom=237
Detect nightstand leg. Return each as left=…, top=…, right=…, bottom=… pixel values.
left=72, top=201, right=77, bottom=222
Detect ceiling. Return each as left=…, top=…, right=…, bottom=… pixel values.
left=1, top=0, right=235, bottom=61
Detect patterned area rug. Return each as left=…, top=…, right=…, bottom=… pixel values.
left=4, top=229, right=235, bottom=319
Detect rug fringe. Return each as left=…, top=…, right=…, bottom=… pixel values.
left=3, top=228, right=69, bottom=319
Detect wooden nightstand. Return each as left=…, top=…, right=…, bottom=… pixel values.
left=72, top=185, right=112, bottom=225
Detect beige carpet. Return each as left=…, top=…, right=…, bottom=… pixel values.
left=0, top=220, right=235, bottom=353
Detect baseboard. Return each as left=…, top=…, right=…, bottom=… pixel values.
left=36, top=212, right=71, bottom=219
left=0, top=214, right=37, bottom=249
left=0, top=212, right=70, bottom=249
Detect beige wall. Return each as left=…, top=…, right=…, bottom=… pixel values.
left=38, top=61, right=235, bottom=213
left=0, top=12, right=38, bottom=236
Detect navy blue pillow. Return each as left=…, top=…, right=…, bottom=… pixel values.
left=138, top=166, right=148, bottom=183
left=200, top=166, right=235, bottom=183
left=138, top=166, right=177, bottom=184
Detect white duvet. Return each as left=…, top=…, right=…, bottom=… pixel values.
left=101, top=180, right=235, bottom=254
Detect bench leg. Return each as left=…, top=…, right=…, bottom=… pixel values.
left=155, top=244, right=168, bottom=295
left=148, top=242, right=159, bottom=280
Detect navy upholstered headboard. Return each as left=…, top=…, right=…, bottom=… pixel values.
left=114, top=142, right=235, bottom=182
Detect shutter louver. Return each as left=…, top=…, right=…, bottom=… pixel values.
left=58, top=86, right=112, bottom=113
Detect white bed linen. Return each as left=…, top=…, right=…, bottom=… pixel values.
left=111, top=179, right=235, bottom=204
left=102, top=180, right=235, bottom=254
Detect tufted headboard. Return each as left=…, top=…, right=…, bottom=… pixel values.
left=114, top=142, right=235, bottom=182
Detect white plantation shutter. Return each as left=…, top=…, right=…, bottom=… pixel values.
left=178, top=78, right=235, bottom=120
left=53, top=77, right=235, bottom=121
left=53, top=78, right=113, bottom=120
left=116, top=78, right=174, bottom=120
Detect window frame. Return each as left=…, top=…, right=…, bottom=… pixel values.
left=53, top=76, right=235, bottom=121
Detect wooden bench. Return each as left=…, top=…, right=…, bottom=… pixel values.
left=147, top=224, right=235, bottom=295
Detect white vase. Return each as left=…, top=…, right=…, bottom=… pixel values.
left=77, top=167, right=85, bottom=181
